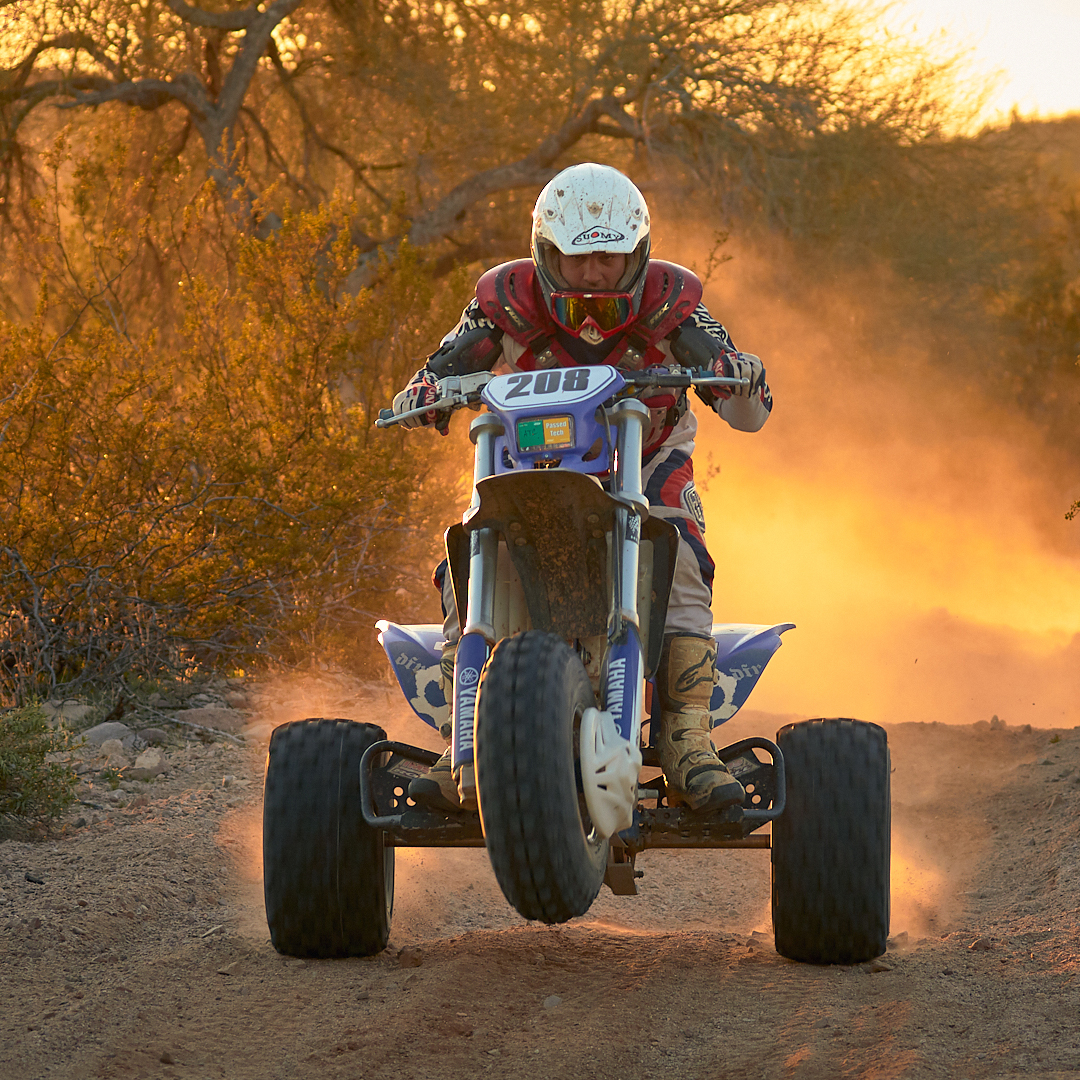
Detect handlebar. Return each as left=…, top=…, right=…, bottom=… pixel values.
left=623, top=373, right=750, bottom=389
left=374, top=369, right=751, bottom=428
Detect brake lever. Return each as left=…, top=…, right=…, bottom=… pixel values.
left=375, top=370, right=495, bottom=429
left=375, top=401, right=453, bottom=428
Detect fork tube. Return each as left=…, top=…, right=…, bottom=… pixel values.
left=601, top=628, right=646, bottom=746
left=613, top=507, right=639, bottom=629
left=462, top=414, right=504, bottom=641
left=467, top=413, right=503, bottom=512
left=610, top=398, right=649, bottom=517
left=602, top=399, right=652, bottom=748
left=453, top=414, right=504, bottom=781
left=462, top=529, right=498, bottom=641
left=607, top=399, right=649, bottom=631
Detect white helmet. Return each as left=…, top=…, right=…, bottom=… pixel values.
left=531, top=163, right=652, bottom=328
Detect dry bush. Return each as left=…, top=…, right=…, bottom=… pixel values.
left=0, top=133, right=466, bottom=704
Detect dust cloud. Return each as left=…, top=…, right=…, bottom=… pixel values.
left=671, top=235, right=1080, bottom=939
left=684, top=238, right=1080, bottom=729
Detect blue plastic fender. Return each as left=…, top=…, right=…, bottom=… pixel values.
left=375, top=621, right=446, bottom=731
left=710, top=622, right=796, bottom=727
left=376, top=619, right=795, bottom=731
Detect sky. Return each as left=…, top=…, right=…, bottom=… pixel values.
left=894, top=0, right=1080, bottom=120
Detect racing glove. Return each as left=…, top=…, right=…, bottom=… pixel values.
left=391, top=368, right=444, bottom=431
left=710, top=351, right=766, bottom=400
left=711, top=351, right=772, bottom=432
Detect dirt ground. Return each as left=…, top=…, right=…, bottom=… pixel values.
left=2, top=678, right=1080, bottom=1080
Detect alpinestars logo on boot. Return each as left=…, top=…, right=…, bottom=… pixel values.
left=674, top=650, right=716, bottom=695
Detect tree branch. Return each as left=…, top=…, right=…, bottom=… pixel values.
left=163, top=0, right=259, bottom=31
left=594, top=120, right=639, bottom=140
left=267, top=40, right=394, bottom=208
left=240, top=105, right=319, bottom=204
left=406, top=94, right=624, bottom=249
left=7, top=0, right=303, bottom=218
left=342, top=92, right=655, bottom=289
left=57, top=76, right=206, bottom=117
left=215, top=0, right=303, bottom=131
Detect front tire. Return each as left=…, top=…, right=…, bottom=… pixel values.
left=263, top=718, right=394, bottom=957
left=475, top=631, right=608, bottom=923
left=772, top=718, right=890, bottom=964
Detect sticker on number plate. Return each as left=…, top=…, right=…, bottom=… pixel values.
left=516, top=415, right=575, bottom=452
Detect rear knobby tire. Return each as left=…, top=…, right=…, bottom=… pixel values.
left=772, top=718, right=890, bottom=964
left=475, top=631, right=608, bottom=923
left=263, top=718, right=393, bottom=957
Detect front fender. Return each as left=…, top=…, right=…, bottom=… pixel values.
left=456, top=470, right=679, bottom=674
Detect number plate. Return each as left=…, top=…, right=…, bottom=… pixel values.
left=483, top=365, right=621, bottom=409
left=516, top=415, right=575, bottom=453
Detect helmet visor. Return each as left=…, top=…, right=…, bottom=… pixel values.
left=550, top=291, right=634, bottom=338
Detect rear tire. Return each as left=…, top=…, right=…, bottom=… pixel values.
left=772, top=718, right=890, bottom=964
left=475, top=631, right=608, bottom=923
left=263, top=718, right=393, bottom=957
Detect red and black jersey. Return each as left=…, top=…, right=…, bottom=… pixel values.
left=472, top=258, right=704, bottom=372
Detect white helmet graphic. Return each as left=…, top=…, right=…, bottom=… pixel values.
left=531, top=163, right=652, bottom=330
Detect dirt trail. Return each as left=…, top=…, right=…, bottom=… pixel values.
left=2, top=695, right=1080, bottom=1080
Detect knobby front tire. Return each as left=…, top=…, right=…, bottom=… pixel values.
left=475, top=631, right=608, bottom=923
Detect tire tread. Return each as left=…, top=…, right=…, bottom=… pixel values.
left=262, top=718, right=392, bottom=957
left=772, top=718, right=890, bottom=964
left=476, top=631, right=606, bottom=923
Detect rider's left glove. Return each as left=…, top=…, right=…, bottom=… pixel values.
left=392, top=369, right=447, bottom=432
left=710, top=351, right=766, bottom=401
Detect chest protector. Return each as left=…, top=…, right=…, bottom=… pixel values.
left=475, top=259, right=704, bottom=453
left=476, top=259, right=702, bottom=372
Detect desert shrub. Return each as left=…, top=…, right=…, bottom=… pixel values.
left=0, top=134, right=466, bottom=704
left=0, top=705, right=76, bottom=822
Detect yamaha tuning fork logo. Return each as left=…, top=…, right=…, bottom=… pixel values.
left=572, top=227, right=626, bottom=247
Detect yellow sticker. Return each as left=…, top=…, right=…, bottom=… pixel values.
left=542, top=416, right=572, bottom=446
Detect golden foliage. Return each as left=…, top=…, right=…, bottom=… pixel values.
left=1, top=132, right=466, bottom=702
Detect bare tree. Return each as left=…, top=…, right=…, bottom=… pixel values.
left=2, top=0, right=964, bottom=261
left=2, top=0, right=303, bottom=219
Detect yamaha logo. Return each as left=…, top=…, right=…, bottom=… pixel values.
left=571, top=227, right=626, bottom=247
left=459, top=667, right=480, bottom=687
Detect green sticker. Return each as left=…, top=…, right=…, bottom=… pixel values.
left=517, top=418, right=545, bottom=451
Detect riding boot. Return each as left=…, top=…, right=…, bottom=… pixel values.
left=408, top=642, right=464, bottom=813
left=656, top=633, right=744, bottom=812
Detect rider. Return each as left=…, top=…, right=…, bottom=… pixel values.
left=391, top=162, right=772, bottom=815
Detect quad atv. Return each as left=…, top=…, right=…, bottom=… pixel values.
left=262, top=365, right=890, bottom=964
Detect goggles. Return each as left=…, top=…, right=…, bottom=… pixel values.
left=550, top=291, right=634, bottom=339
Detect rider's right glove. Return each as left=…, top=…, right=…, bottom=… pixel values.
left=392, top=368, right=443, bottom=430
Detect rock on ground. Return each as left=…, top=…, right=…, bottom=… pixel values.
left=79, top=722, right=136, bottom=748
left=172, top=707, right=247, bottom=734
